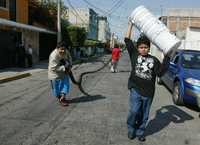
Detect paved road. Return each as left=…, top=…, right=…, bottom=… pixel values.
left=0, top=53, right=199, bottom=145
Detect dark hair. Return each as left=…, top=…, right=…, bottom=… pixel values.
left=114, top=43, right=119, bottom=48
left=56, top=41, right=68, bottom=49
left=136, top=35, right=150, bottom=48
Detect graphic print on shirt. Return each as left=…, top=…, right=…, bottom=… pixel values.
left=135, top=55, right=154, bottom=80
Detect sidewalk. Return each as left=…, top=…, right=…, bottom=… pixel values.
left=0, top=61, right=48, bottom=84
left=0, top=55, right=110, bottom=84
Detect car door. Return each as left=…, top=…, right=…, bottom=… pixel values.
left=167, top=54, right=180, bottom=90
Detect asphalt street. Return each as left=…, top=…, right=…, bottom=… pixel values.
left=0, top=52, right=199, bottom=145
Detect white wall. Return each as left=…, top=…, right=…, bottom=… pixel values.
left=179, top=27, right=200, bottom=51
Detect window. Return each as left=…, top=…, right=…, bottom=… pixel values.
left=9, top=0, right=16, bottom=21
left=171, top=54, right=179, bottom=64
left=182, top=53, right=200, bottom=69
left=0, top=0, right=7, bottom=8
left=173, top=55, right=179, bottom=64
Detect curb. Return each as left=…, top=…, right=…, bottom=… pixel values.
left=0, top=73, right=31, bottom=84
left=0, top=55, right=110, bottom=84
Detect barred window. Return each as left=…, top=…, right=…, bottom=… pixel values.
left=0, top=0, right=6, bottom=8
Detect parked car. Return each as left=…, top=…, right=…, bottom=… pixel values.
left=158, top=50, right=200, bottom=108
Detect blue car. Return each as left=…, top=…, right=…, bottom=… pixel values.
left=158, top=50, right=200, bottom=108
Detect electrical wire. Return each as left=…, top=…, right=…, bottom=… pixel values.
left=81, top=0, right=126, bottom=17
left=67, top=0, right=105, bottom=32
left=82, top=0, right=109, bottom=15
left=107, top=0, right=124, bottom=16
left=66, top=0, right=88, bottom=25
left=66, top=0, right=127, bottom=41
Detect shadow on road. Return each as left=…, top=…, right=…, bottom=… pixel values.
left=158, top=83, right=200, bottom=113
left=95, top=70, right=131, bottom=74
left=145, top=105, right=194, bottom=137
left=118, top=70, right=131, bottom=73
left=69, top=95, right=106, bottom=104
left=185, top=104, right=200, bottom=112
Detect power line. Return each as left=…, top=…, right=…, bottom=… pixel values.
left=66, top=0, right=110, bottom=40
left=81, top=0, right=127, bottom=21
left=107, top=0, right=124, bottom=16
left=66, top=0, right=88, bottom=25
left=82, top=0, right=108, bottom=15
left=67, top=0, right=127, bottom=38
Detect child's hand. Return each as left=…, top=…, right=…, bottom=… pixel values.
left=128, top=19, right=133, bottom=25
left=128, top=16, right=133, bottom=23
left=65, top=68, right=71, bottom=74
left=165, top=48, right=175, bottom=57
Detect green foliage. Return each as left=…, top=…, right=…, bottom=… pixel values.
left=29, top=0, right=67, bottom=30
left=61, top=20, right=72, bottom=46
left=84, top=40, right=98, bottom=46
left=66, top=25, right=87, bottom=47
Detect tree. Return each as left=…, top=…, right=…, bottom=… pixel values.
left=29, top=0, right=67, bottom=30
left=84, top=40, right=98, bottom=47
left=66, top=25, right=87, bottom=47
left=61, top=20, right=72, bottom=46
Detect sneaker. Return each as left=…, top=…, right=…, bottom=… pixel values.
left=110, top=66, right=114, bottom=73
left=59, top=97, right=69, bottom=106
left=128, top=132, right=135, bottom=140
left=138, top=135, right=146, bottom=142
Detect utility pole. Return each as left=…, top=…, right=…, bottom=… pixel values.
left=110, top=32, right=114, bottom=48
left=57, top=0, right=62, bottom=43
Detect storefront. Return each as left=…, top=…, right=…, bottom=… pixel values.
left=0, top=18, right=56, bottom=68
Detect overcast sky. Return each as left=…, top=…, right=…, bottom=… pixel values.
left=64, top=0, right=200, bottom=41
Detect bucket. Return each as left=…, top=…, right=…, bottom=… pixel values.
left=130, top=5, right=181, bottom=54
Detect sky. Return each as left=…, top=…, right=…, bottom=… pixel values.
left=64, top=0, right=200, bottom=41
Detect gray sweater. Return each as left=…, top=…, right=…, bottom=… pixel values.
left=48, top=49, right=72, bottom=80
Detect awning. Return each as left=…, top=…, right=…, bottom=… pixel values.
left=0, top=18, right=56, bottom=34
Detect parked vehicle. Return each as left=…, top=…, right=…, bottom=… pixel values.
left=158, top=50, right=200, bottom=108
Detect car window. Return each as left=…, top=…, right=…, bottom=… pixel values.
left=169, top=51, right=178, bottom=61
left=182, top=53, right=200, bottom=69
left=172, top=55, right=179, bottom=64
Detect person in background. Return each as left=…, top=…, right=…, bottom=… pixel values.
left=26, top=44, right=33, bottom=67
left=17, top=43, right=26, bottom=67
left=110, top=44, right=121, bottom=73
left=124, top=20, right=171, bottom=142
left=48, top=41, right=72, bottom=107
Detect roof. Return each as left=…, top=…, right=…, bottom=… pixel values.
left=0, top=18, right=56, bottom=34
left=164, top=8, right=200, bottom=17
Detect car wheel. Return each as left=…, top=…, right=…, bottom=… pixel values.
left=172, top=81, right=184, bottom=106
left=157, top=77, right=163, bottom=85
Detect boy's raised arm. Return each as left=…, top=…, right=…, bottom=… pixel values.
left=125, top=21, right=133, bottom=39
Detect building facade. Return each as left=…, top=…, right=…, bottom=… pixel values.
left=0, top=0, right=9, bottom=19
left=97, top=16, right=110, bottom=43
left=150, top=8, right=200, bottom=59
left=0, top=0, right=56, bottom=68
left=160, top=8, right=200, bottom=39
left=68, top=8, right=98, bottom=40
left=0, top=0, right=28, bottom=23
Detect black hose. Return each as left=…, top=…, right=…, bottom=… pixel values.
left=69, top=58, right=112, bottom=96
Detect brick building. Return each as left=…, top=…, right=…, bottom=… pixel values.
left=159, top=8, right=200, bottom=39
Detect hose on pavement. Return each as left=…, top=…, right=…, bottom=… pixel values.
left=69, top=57, right=112, bottom=96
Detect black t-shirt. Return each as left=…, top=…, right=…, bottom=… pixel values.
left=124, top=38, right=170, bottom=97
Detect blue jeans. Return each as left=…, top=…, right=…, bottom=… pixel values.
left=127, top=88, right=153, bottom=136
left=50, top=75, right=70, bottom=98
